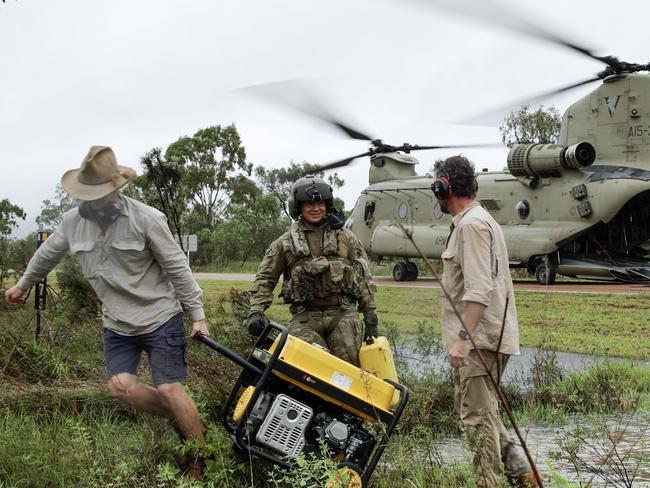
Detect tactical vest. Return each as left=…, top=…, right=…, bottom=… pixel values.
left=280, top=222, right=367, bottom=305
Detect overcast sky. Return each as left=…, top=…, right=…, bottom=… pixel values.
left=2, top=0, right=649, bottom=237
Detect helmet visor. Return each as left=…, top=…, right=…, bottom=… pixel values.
left=294, top=181, right=333, bottom=203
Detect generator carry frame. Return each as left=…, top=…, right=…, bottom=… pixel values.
left=198, top=322, right=409, bottom=487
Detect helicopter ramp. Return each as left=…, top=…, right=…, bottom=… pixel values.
left=558, top=255, right=650, bottom=283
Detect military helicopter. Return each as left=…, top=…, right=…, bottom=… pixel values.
left=244, top=4, right=650, bottom=285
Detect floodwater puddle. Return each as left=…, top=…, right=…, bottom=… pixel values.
left=427, top=413, right=650, bottom=487
left=392, top=344, right=650, bottom=486
left=396, top=344, right=648, bottom=384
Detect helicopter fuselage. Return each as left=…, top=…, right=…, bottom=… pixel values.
left=347, top=150, right=650, bottom=283
left=346, top=73, right=650, bottom=283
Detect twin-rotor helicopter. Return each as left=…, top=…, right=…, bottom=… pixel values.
left=246, top=2, right=650, bottom=285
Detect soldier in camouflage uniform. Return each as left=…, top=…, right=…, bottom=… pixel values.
left=245, top=176, right=379, bottom=366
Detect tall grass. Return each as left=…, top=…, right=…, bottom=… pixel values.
left=1, top=280, right=649, bottom=486
left=0, top=406, right=173, bottom=487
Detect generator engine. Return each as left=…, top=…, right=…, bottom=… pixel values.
left=243, top=389, right=376, bottom=466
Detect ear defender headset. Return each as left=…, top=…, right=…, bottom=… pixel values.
left=431, top=168, right=479, bottom=200
left=432, top=173, right=452, bottom=200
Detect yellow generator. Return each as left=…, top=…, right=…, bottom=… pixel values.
left=198, top=323, right=409, bottom=488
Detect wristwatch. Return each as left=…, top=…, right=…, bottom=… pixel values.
left=458, top=329, right=471, bottom=341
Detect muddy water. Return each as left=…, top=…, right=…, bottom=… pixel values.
left=428, top=413, right=650, bottom=487
left=395, top=346, right=650, bottom=486
left=397, top=346, right=648, bottom=384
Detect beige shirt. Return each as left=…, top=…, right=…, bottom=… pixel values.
left=440, top=201, right=520, bottom=355
left=18, top=195, right=204, bottom=336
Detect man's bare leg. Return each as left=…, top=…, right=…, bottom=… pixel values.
left=107, top=374, right=204, bottom=441
left=155, top=382, right=204, bottom=442
left=156, top=382, right=205, bottom=479
left=107, top=373, right=172, bottom=419
left=108, top=374, right=205, bottom=478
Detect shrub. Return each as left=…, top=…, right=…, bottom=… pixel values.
left=56, top=256, right=101, bottom=321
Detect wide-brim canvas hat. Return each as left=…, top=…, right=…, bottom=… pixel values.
left=61, top=145, right=136, bottom=201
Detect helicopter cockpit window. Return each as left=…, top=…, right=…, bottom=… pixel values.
left=433, top=203, right=443, bottom=220
left=516, top=200, right=530, bottom=220
left=398, top=202, right=408, bottom=219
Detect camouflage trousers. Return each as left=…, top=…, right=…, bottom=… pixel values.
left=288, top=305, right=363, bottom=366
left=453, top=350, right=530, bottom=488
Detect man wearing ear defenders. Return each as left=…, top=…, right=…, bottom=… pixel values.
left=4, top=146, right=209, bottom=480
left=433, top=156, right=536, bottom=488
left=245, top=176, right=378, bottom=366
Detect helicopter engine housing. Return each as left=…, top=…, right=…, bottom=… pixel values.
left=507, top=142, right=596, bottom=178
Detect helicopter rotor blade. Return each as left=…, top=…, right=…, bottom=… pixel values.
left=304, top=151, right=375, bottom=175
left=237, top=79, right=374, bottom=141
left=328, top=121, right=374, bottom=142
left=407, top=142, right=504, bottom=151
left=409, top=0, right=610, bottom=67
left=308, top=143, right=503, bottom=175
left=458, top=76, right=602, bottom=126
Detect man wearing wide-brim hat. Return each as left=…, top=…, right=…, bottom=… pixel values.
left=5, top=145, right=210, bottom=479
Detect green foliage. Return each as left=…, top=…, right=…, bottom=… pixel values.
left=555, top=361, right=650, bottom=413
left=543, top=460, right=581, bottom=488
left=0, top=198, right=26, bottom=237
left=373, top=427, right=492, bottom=487
left=202, top=425, right=250, bottom=486
left=55, top=256, right=102, bottom=321
left=193, top=195, right=289, bottom=266
left=2, top=278, right=650, bottom=487
left=123, top=127, right=348, bottom=267
left=398, top=370, right=459, bottom=435
left=166, top=124, right=253, bottom=230
left=255, top=161, right=344, bottom=213
left=0, top=199, right=28, bottom=287
left=129, top=124, right=254, bottom=246
left=36, top=184, right=77, bottom=230
left=266, top=442, right=341, bottom=488
left=1, top=337, right=72, bottom=382
left=128, top=147, right=187, bottom=244
left=0, top=407, right=172, bottom=487
left=499, top=104, right=562, bottom=148
left=0, top=232, right=36, bottom=288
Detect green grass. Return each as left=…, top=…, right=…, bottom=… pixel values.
left=197, top=280, right=650, bottom=359
left=516, top=291, right=650, bottom=359
left=193, top=260, right=262, bottom=274
left=2, top=274, right=649, bottom=487
left=0, top=406, right=175, bottom=487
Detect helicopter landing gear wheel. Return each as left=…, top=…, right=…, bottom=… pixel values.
left=326, top=462, right=365, bottom=488
left=535, top=261, right=556, bottom=285
left=406, top=262, right=419, bottom=281
left=393, top=262, right=408, bottom=281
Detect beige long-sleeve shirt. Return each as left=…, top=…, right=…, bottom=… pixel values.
left=18, top=195, right=204, bottom=336
left=440, top=201, right=520, bottom=355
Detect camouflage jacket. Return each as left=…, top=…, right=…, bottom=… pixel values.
left=249, top=220, right=376, bottom=316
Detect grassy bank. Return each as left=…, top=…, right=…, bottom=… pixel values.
left=1, top=278, right=649, bottom=487
left=197, top=280, right=650, bottom=360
